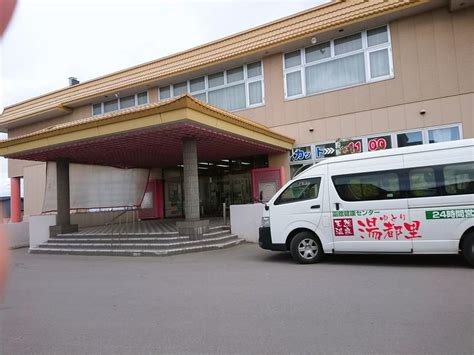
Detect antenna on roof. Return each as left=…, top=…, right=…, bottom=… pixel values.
left=68, top=77, right=80, bottom=86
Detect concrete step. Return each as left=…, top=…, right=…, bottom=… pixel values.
left=48, top=236, right=190, bottom=243
left=202, top=229, right=232, bottom=238
left=209, top=225, right=230, bottom=232
left=29, top=238, right=245, bottom=257
left=37, top=235, right=239, bottom=250
left=57, top=232, right=179, bottom=239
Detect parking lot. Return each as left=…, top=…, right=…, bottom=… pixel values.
left=1, top=244, right=472, bottom=355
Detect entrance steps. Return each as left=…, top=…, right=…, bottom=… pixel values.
left=30, top=226, right=244, bottom=256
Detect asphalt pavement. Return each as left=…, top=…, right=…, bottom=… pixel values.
left=1, top=244, right=472, bottom=355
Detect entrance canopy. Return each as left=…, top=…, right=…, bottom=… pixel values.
left=0, top=95, right=294, bottom=168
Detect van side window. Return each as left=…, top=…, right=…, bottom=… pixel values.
left=408, top=167, right=437, bottom=197
left=443, top=162, right=474, bottom=195
left=274, top=178, right=321, bottom=205
left=332, top=172, right=400, bottom=201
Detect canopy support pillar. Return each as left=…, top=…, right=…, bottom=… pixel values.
left=49, top=160, right=78, bottom=237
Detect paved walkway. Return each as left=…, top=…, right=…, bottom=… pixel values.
left=1, top=246, right=472, bottom=355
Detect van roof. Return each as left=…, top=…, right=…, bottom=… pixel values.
left=301, top=138, right=474, bottom=173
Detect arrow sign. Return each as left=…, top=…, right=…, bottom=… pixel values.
left=315, top=143, right=336, bottom=159
left=323, top=147, right=335, bottom=155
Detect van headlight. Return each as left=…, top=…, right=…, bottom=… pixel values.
left=261, top=216, right=270, bottom=228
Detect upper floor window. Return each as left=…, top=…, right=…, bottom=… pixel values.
left=92, top=91, right=148, bottom=116
left=158, top=61, right=264, bottom=112
left=283, top=25, right=393, bottom=99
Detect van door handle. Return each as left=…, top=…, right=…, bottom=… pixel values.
left=335, top=203, right=340, bottom=211
left=310, top=205, right=320, bottom=209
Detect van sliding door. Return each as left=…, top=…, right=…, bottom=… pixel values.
left=329, top=156, right=412, bottom=253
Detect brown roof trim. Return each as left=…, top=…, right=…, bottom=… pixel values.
left=0, top=0, right=429, bottom=125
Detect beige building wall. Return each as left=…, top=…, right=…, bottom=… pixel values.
left=241, top=7, right=473, bottom=143
left=23, top=163, right=47, bottom=217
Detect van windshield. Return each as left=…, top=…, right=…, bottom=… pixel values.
left=275, top=178, right=321, bottom=205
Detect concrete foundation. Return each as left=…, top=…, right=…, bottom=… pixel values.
left=176, top=219, right=210, bottom=240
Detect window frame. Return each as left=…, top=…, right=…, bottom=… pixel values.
left=91, top=91, right=148, bottom=116
left=283, top=25, right=393, bottom=100
left=157, top=61, right=265, bottom=112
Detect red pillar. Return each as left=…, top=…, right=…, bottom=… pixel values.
left=10, top=177, right=21, bottom=223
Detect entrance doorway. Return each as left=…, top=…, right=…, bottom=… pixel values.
left=162, top=155, right=269, bottom=218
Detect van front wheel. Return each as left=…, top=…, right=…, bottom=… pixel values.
left=290, top=232, right=323, bottom=264
left=462, top=232, right=474, bottom=267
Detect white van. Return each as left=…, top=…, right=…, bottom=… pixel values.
left=259, top=139, right=474, bottom=265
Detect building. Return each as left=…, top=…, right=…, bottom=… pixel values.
left=0, top=196, right=24, bottom=220
left=0, top=0, right=472, bottom=243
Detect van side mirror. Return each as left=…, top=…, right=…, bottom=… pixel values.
left=259, top=191, right=263, bottom=202
left=265, top=204, right=269, bottom=211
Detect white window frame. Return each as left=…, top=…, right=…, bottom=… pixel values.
left=283, top=25, right=394, bottom=100
left=91, top=91, right=148, bottom=116
left=158, top=61, right=265, bottom=112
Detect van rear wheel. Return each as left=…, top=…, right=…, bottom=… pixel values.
left=290, top=232, right=323, bottom=264
left=462, top=232, right=474, bottom=267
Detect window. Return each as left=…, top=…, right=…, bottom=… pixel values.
left=103, top=99, right=118, bottom=113
left=275, top=178, right=321, bottom=205
left=397, top=131, right=423, bottom=147
left=334, top=33, right=362, bottom=55
left=190, top=77, right=205, bottom=92
left=286, top=71, right=302, bottom=97
left=159, top=61, right=264, bottom=111
left=208, top=72, right=225, bottom=88
left=208, top=84, right=246, bottom=111
left=284, top=51, right=301, bottom=68
left=332, top=171, right=401, bottom=201
left=227, top=67, right=244, bottom=83
left=92, top=92, right=148, bottom=115
left=290, top=164, right=312, bottom=179
left=247, top=62, right=262, bottom=77
left=367, top=26, right=389, bottom=47
left=332, top=161, right=472, bottom=202
left=369, top=49, right=390, bottom=79
left=284, top=25, right=392, bottom=99
left=428, top=126, right=460, bottom=144
left=173, top=82, right=188, bottom=96
left=159, top=86, right=171, bottom=100
left=120, top=95, right=135, bottom=109
left=305, top=42, right=330, bottom=63
left=443, top=162, right=474, bottom=195
left=92, top=103, right=102, bottom=115
left=409, top=167, right=437, bottom=197
left=137, top=92, right=148, bottom=105
left=305, top=53, right=365, bottom=94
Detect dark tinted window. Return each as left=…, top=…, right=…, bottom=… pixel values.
left=397, top=131, right=422, bottom=147
left=443, top=162, right=474, bottom=195
left=332, top=162, right=473, bottom=201
left=332, top=171, right=401, bottom=201
left=408, top=167, right=438, bottom=197
left=275, top=178, right=321, bottom=205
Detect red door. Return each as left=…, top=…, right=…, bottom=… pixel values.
left=139, top=179, right=164, bottom=219
left=251, top=167, right=285, bottom=203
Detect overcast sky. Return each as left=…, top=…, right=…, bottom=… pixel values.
left=0, top=0, right=327, bottom=197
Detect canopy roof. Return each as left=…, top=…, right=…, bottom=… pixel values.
left=0, top=95, right=294, bottom=168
